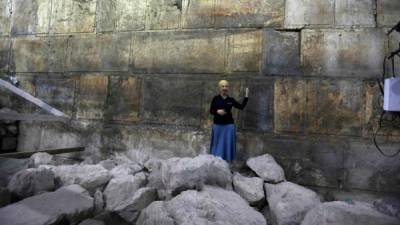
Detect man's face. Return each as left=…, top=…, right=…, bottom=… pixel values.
left=220, top=84, right=229, bottom=94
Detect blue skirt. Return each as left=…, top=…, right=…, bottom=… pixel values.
left=210, top=124, right=236, bottom=161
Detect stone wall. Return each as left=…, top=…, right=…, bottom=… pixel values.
left=0, top=0, right=399, bottom=194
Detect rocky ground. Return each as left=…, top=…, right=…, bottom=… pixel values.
left=0, top=151, right=399, bottom=225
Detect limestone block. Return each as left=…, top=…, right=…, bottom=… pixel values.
left=377, top=0, right=400, bottom=27
left=214, top=0, right=284, bottom=28
left=50, top=0, right=96, bottom=33
left=11, top=0, right=51, bottom=35
left=388, top=31, right=400, bottom=77
left=141, top=77, right=203, bottom=126
left=96, top=0, right=147, bottom=32
left=10, top=36, right=68, bottom=72
left=335, top=0, right=375, bottom=27
left=262, top=29, right=301, bottom=75
left=147, top=0, right=182, bottom=30
left=77, top=74, right=108, bottom=119
left=0, top=37, right=10, bottom=71
left=285, top=0, right=335, bottom=28
left=66, top=33, right=130, bottom=72
left=108, top=76, right=140, bottom=122
left=182, top=0, right=214, bottom=28
left=226, top=30, right=262, bottom=73
left=301, top=29, right=386, bottom=77
left=0, top=0, right=11, bottom=35
left=130, top=31, right=225, bottom=74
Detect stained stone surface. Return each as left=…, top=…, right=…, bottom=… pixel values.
left=285, top=0, right=335, bottom=28
left=377, top=0, right=400, bottom=27
left=0, top=37, right=9, bottom=71
left=0, top=0, right=11, bottom=36
left=147, top=0, right=182, bottom=30
left=11, top=0, right=51, bottom=35
left=182, top=0, right=214, bottom=28
left=335, top=0, right=375, bottom=27
left=77, top=74, right=108, bottom=119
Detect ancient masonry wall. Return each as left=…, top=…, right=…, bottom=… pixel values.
left=0, top=0, right=399, bottom=194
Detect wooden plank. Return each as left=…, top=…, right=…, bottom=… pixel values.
left=0, top=147, right=85, bottom=159
left=0, top=78, right=68, bottom=118
left=0, top=112, right=69, bottom=122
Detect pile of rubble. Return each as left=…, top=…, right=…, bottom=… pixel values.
left=0, top=151, right=399, bottom=225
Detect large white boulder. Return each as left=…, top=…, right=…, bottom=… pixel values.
left=137, top=185, right=267, bottom=225
left=233, top=172, right=265, bottom=206
left=7, top=167, right=55, bottom=199
left=41, top=164, right=111, bottom=192
left=109, top=163, right=143, bottom=178
left=29, top=152, right=55, bottom=168
left=301, top=201, right=400, bottom=225
left=0, top=184, right=94, bottom=225
left=247, top=154, right=285, bottom=183
left=103, top=172, right=147, bottom=211
left=161, top=154, right=232, bottom=195
left=265, top=181, right=321, bottom=225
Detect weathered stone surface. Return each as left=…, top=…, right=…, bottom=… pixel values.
left=247, top=153, right=285, bottom=183
left=29, top=152, right=55, bottom=168
left=77, top=74, right=108, bottom=119
left=50, top=0, right=96, bottom=33
left=66, top=34, right=130, bottom=72
left=161, top=154, right=232, bottom=195
left=214, top=0, right=284, bottom=28
left=0, top=0, right=10, bottom=35
left=10, top=36, right=68, bottom=72
left=44, top=164, right=111, bottom=192
left=301, top=29, right=386, bottom=77
left=137, top=186, right=267, bottom=225
left=285, top=0, right=335, bottom=28
left=233, top=172, right=264, bottom=205
left=0, top=186, right=11, bottom=207
left=94, top=189, right=105, bottom=215
left=274, top=78, right=307, bottom=133
left=109, top=163, right=143, bottom=178
left=265, top=182, right=321, bottom=225
left=7, top=167, right=55, bottom=198
left=130, top=31, right=226, bottom=74
left=335, top=0, right=375, bottom=27
left=11, top=0, right=51, bottom=35
left=306, top=79, right=363, bottom=136
left=0, top=184, right=94, bottom=225
left=377, top=0, right=400, bottom=27
left=226, top=30, right=262, bottom=72
left=301, top=201, right=400, bottom=225
left=104, top=173, right=147, bottom=211
left=0, top=37, right=10, bottom=71
left=182, top=0, right=214, bottom=28
left=79, top=219, right=105, bottom=225
left=373, top=197, right=400, bottom=219
left=116, top=187, right=158, bottom=224
left=147, top=0, right=182, bottom=30
left=35, top=78, right=76, bottom=116
left=141, top=77, right=203, bottom=126
left=344, top=141, right=400, bottom=193
left=241, top=79, right=274, bottom=132
left=262, top=29, right=301, bottom=75
left=96, top=0, right=146, bottom=32
left=0, top=158, right=30, bottom=187
left=107, top=76, right=140, bottom=122
left=388, top=31, right=400, bottom=77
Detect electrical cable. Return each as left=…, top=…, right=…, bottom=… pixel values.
left=373, top=111, right=400, bottom=157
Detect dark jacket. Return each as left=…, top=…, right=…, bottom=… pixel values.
left=209, top=94, right=248, bottom=124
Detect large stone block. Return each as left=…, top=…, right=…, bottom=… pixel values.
left=50, top=0, right=96, bottom=33
left=262, top=29, right=301, bottom=75
left=301, top=29, right=386, bottom=77
left=274, top=78, right=307, bottom=133
left=0, top=37, right=10, bottom=71
left=0, top=0, right=11, bottom=36
left=345, top=141, right=400, bottom=193
left=335, top=0, right=375, bottom=27
left=214, top=0, right=284, bottom=28
left=141, top=77, right=203, bottom=127
left=306, top=79, right=363, bottom=136
left=226, top=30, right=262, bottom=73
left=10, top=36, right=68, bottom=72
left=96, top=0, right=147, bottom=32
left=11, top=0, right=51, bottom=35
left=77, top=74, right=108, bottom=119
left=66, top=33, right=130, bottom=72
left=130, top=31, right=226, bottom=74
left=182, top=0, right=214, bottom=28
left=35, top=78, right=76, bottom=116
left=387, top=31, right=400, bottom=77
left=285, top=0, right=335, bottom=28
left=377, top=0, right=400, bottom=27
left=147, top=0, right=182, bottom=30
left=107, top=76, right=140, bottom=122
left=240, top=79, right=274, bottom=132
